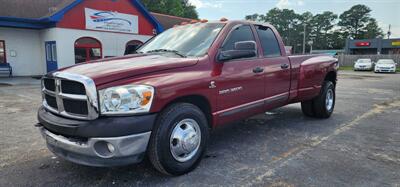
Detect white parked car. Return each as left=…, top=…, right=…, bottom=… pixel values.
left=374, top=59, right=397, bottom=73
left=354, top=58, right=373, bottom=71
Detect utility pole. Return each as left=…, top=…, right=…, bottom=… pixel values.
left=308, top=41, right=313, bottom=54
left=288, top=23, right=292, bottom=46
left=302, top=24, right=306, bottom=54
left=387, top=24, right=391, bottom=39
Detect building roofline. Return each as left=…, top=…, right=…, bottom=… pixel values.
left=0, top=0, right=164, bottom=32
left=150, top=12, right=196, bottom=21
left=130, top=0, right=163, bottom=33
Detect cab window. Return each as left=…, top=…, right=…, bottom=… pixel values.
left=222, top=25, right=255, bottom=51
left=255, top=25, right=281, bottom=57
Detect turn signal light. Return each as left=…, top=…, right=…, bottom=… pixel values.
left=200, top=19, right=208, bottom=23
left=141, top=91, right=152, bottom=105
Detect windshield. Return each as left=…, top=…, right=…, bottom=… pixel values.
left=357, top=59, right=371, bottom=63
left=138, top=23, right=225, bottom=57
left=377, top=60, right=394, bottom=64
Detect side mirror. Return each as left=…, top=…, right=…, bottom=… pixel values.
left=235, top=41, right=256, bottom=50
left=218, top=41, right=257, bottom=61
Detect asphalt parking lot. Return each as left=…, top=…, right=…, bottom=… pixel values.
left=0, top=71, right=399, bottom=186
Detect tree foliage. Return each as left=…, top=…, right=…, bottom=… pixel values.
left=338, top=4, right=381, bottom=39
left=140, top=0, right=199, bottom=19
left=245, top=4, right=383, bottom=52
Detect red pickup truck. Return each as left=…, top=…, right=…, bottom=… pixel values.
left=37, top=20, right=338, bottom=175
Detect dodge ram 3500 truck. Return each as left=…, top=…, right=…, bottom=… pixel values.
left=37, top=20, right=338, bottom=175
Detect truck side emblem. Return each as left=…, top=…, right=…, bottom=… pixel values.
left=209, top=81, right=216, bottom=89
left=219, top=86, right=243, bottom=95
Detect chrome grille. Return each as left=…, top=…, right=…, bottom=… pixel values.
left=42, top=72, right=99, bottom=120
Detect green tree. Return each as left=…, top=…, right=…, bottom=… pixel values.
left=246, top=4, right=383, bottom=51
left=361, top=18, right=384, bottom=38
left=140, top=0, right=199, bottom=19
left=261, top=8, right=301, bottom=45
left=245, top=14, right=260, bottom=21
left=338, top=4, right=372, bottom=39
left=294, top=12, right=313, bottom=53
left=181, top=0, right=199, bottom=19
left=329, top=31, right=347, bottom=49
left=310, top=11, right=338, bottom=49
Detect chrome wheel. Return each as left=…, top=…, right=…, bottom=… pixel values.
left=170, top=119, right=201, bottom=162
left=326, top=89, right=334, bottom=111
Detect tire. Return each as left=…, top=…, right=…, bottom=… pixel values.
left=301, top=100, right=315, bottom=117
left=312, top=81, right=335, bottom=118
left=148, top=103, right=209, bottom=175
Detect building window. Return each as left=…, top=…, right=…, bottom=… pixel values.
left=124, top=40, right=144, bottom=55
left=74, top=37, right=102, bottom=64
left=0, top=40, right=6, bottom=63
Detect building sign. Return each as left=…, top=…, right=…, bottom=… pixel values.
left=355, top=42, right=370, bottom=47
left=85, top=8, right=138, bottom=34
left=392, top=41, right=400, bottom=46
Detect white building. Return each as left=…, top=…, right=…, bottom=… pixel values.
left=0, top=0, right=164, bottom=76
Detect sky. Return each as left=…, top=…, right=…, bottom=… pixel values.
left=188, top=0, right=400, bottom=38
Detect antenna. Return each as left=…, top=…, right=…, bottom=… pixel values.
left=387, top=24, right=391, bottom=39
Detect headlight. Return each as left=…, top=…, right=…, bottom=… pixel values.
left=99, top=85, right=154, bottom=115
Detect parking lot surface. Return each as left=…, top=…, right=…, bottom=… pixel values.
left=0, top=71, right=399, bottom=186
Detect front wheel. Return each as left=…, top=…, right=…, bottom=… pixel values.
left=148, top=103, right=209, bottom=175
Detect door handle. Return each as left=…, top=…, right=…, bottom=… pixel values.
left=281, top=63, right=289, bottom=69
left=253, top=67, right=264, bottom=73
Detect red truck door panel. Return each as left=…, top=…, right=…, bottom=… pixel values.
left=254, top=25, right=291, bottom=109
left=215, top=25, right=265, bottom=124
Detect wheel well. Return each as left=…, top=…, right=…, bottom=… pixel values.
left=324, top=71, right=337, bottom=85
left=165, top=95, right=212, bottom=128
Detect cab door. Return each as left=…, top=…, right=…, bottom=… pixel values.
left=254, top=25, right=291, bottom=110
left=215, top=24, right=265, bottom=124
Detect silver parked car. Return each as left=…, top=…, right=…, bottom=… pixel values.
left=374, top=59, right=397, bottom=73
left=354, top=58, right=373, bottom=71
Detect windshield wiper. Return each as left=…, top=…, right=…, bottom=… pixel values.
left=146, top=49, right=186, bottom=58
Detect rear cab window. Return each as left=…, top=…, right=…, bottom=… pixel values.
left=255, top=25, right=281, bottom=57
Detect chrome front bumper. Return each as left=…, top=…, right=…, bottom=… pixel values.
left=39, top=127, right=151, bottom=167
left=375, top=69, right=396, bottom=73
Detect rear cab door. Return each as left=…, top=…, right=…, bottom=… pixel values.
left=214, top=24, right=265, bottom=124
left=253, top=24, right=291, bottom=110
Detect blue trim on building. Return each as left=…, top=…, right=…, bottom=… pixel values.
left=0, top=20, right=53, bottom=29
left=131, top=0, right=164, bottom=33
left=0, top=0, right=163, bottom=32
left=0, top=16, right=55, bottom=29
left=47, top=0, right=84, bottom=22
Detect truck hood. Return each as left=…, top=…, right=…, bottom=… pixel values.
left=58, top=54, right=198, bottom=85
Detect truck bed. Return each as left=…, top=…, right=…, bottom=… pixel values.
left=288, top=54, right=338, bottom=102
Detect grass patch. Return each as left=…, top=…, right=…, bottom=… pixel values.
left=339, top=66, right=353, bottom=71
left=340, top=66, right=400, bottom=72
